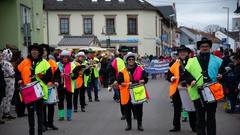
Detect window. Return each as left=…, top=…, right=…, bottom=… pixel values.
left=59, top=16, right=70, bottom=35
left=106, top=16, right=116, bottom=34
left=83, top=17, right=93, bottom=35
left=127, top=15, right=138, bottom=35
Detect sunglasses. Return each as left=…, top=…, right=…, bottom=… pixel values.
left=128, top=58, right=135, bottom=61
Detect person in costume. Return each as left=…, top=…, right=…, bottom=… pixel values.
left=118, top=52, right=148, bottom=131
left=73, top=51, right=90, bottom=112
left=167, top=45, right=196, bottom=132
left=41, top=44, right=59, bottom=130
left=86, top=48, right=101, bottom=102
left=57, top=50, right=80, bottom=121
left=185, top=37, right=225, bottom=135
left=1, top=48, right=16, bottom=120
left=18, top=43, right=52, bottom=135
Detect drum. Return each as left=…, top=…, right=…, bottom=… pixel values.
left=46, top=85, right=58, bottom=104
left=129, top=84, right=147, bottom=105
left=20, top=81, right=44, bottom=104
left=178, top=86, right=195, bottom=112
left=201, top=83, right=216, bottom=103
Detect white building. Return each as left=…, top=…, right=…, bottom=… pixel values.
left=43, top=0, right=177, bottom=56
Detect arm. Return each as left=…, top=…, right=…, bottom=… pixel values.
left=41, top=67, right=52, bottom=84
left=71, top=66, right=81, bottom=80
left=140, top=70, right=148, bottom=84
left=117, top=72, right=124, bottom=85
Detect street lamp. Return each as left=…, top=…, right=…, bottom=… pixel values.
left=101, top=26, right=111, bottom=48
left=168, top=14, right=175, bottom=49
left=223, top=7, right=230, bottom=44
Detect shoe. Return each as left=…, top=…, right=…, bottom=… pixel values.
left=74, top=109, right=78, bottom=112
left=89, top=99, right=92, bottom=102
left=48, top=125, right=58, bottom=130
left=121, top=116, right=126, bottom=120
left=42, top=126, right=48, bottom=132
left=169, top=128, right=180, bottom=132
left=137, top=121, right=144, bottom=131
left=67, top=117, right=72, bottom=121
left=95, top=98, right=100, bottom=102
left=81, top=108, right=86, bottom=112
left=115, top=99, right=120, bottom=103
left=18, top=114, right=27, bottom=118
left=2, top=115, right=16, bottom=120
left=125, top=120, right=132, bottom=131
left=0, top=120, right=5, bottom=124
left=59, top=117, right=64, bottom=121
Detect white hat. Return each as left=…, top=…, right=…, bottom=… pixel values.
left=75, top=52, right=86, bottom=58
left=60, top=50, right=71, bottom=56
left=124, top=52, right=137, bottom=62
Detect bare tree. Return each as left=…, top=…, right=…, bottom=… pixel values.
left=204, top=24, right=223, bottom=34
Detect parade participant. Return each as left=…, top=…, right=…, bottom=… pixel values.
left=109, top=46, right=128, bottom=120
left=73, top=51, right=89, bottom=112
left=86, top=48, right=100, bottom=102
left=167, top=45, right=196, bottom=132
left=41, top=44, right=59, bottom=130
left=1, top=48, right=16, bottom=120
left=57, top=50, right=79, bottom=121
left=118, top=52, right=148, bottom=131
left=0, top=60, right=6, bottom=124
left=18, top=43, right=52, bottom=135
left=185, top=37, right=224, bottom=135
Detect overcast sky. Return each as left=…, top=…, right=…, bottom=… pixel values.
left=147, top=0, right=237, bottom=31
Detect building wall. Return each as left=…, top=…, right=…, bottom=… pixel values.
left=44, top=10, right=161, bottom=56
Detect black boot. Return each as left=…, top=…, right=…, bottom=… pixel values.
left=137, top=121, right=144, bottom=131
left=125, top=120, right=132, bottom=131
left=169, top=127, right=180, bottom=132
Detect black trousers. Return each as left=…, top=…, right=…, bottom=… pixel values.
left=26, top=99, right=44, bottom=135
left=172, top=91, right=196, bottom=130
left=73, top=86, right=86, bottom=110
left=58, top=89, right=73, bottom=110
left=15, top=90, right=26, bottom=116
left=43, top=104, right=55, bottom=127
left=193, top=99, right=217, bottom=135
left=124, top=100, right=143, bottom=124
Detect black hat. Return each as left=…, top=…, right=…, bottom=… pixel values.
left=118, top=46, right=129, bottom=52
left=197, top=37, right=212, bottom=50
left=177, top=45, right=191, bottom=53
left=28, top=43, right=43, bottom=56
left=40, top=44, right=50, bottom=55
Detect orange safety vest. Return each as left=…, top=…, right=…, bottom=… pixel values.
left=48, top=59, right=58, bottom=75
left=75, top=62, right=83, bottom=89
left=119, top=68, right=130, bottom=105
left=18, top=58, right=32, bottom=85
left=169, top=60, right=180, bottom=97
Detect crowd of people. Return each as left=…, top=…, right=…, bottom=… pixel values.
left=0, top=37, right=240, bottom=135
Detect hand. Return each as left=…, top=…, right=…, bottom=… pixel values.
left=121, top=82, right=130, bottom=86
left=191, top=80, right=196, bottom=86
left=170, top=76, right=177, bottom=82
left=217, top=74, right=223, bottom=80
left=18, top=80, right=23, bottom=85
left=139, top=80, right=145, bottom=84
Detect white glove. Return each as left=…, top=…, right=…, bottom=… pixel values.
left=225, top=66, right=232, bottom=72
left=170, top=76, right=177, bottom=82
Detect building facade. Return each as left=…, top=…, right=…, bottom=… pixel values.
left=0, top=0, right=44, bottom=56
left=44, top=0, right=176, bottom=56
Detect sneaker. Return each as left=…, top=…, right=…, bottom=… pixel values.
left=95, top=98, right=100, bottom=102
left=2, top=115, right=16, bottom=120
left=48, top=125, right=58, bottom=130
left=81, top=108, right=86, bottom=112
left=67, top=117, right=72, bottom=121
left=121, top=116, right=126, bottom=120
left=169, top=128, right=180, bottom=132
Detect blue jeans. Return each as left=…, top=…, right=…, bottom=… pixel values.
left=87, top=78, right=99, bottom=100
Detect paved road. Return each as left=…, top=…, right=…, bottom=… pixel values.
left=0, top=79, right=240, bottom=135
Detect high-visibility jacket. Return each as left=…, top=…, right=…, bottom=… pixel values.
left=18, top=58, right=51, bottom=100
left=111, top=57, right=125, bottom=78
left=75, top=61, right=83, bottom=89
left=185, top=55, right=223, bottom=100
left=169, top=59, right=180, bottom=97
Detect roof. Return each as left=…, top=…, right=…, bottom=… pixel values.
left=58, top=35, right=100, bottom=46
left=180, top=26, right=221, bottom=43
left=44, top=0, right=156, bottom=11
left=156, top=6, right=177, bottom=24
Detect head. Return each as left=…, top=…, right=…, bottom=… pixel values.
left=60, top=50, right=71, bottom=64
left=178, top=50, right=189, bottom=60
left=118, top=46, right=129, bottom=58
left=197, top=37, right=212, bottom=54
left=127, top=56, right=136, bottom=67
left=28, top=43, right=43, bottom=60
left=75, top=52, right=86, bottom=62
left=41, top=44, right=50, bottom=58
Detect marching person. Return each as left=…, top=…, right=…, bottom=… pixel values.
left=73, top=51, right=89, bottom=112
left=118, top=52, right=148, bottom=131
left=109, top=46, right=129, bottom=120
left=41, top=44, right=59, bottom=130
left=86, top=48, right=100, bottom=102
left=1, top=48, right=16, bottom=120
left=167, top=45, right=196, bottom=132
left=57, top=50, right=79, bottom=121
left=18, top=43, right=52, bottom=135
left=185, top=37, right=224, bottom=135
